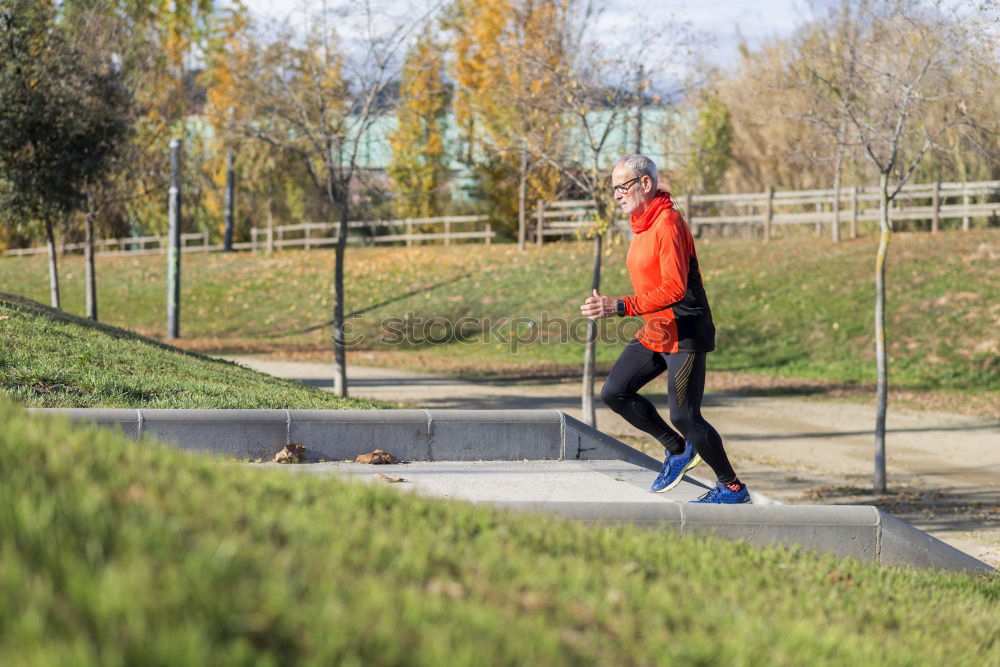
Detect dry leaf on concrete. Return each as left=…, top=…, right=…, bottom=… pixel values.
left=355, top=449, right=398, bottom=464
left=374, top=472, right=407, bottom=483
left=274, top=443, right=307, bottom=464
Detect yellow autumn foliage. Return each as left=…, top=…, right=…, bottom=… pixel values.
left=388, top=31, right=450, bottom=219
left=447, top=0, right=569, bottom=231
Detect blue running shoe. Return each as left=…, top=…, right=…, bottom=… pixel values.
left=690, top=481, right=751, bottom=504
left=650, top=441, right=702, bottom=493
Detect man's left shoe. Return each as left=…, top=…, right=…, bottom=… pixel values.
left=689, top=482, right=751, bottom=504
left=650, top=441, right=701, bottom=493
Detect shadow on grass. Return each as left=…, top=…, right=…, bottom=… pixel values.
left=255, top=271, right=474, bottom=339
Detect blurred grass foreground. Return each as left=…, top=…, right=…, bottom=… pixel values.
left=1, top=400, right=998, bottom=665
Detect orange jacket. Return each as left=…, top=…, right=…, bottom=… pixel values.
left=621, top=192, right=716, bottom=353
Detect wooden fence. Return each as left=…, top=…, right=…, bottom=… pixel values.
left=2, top=232, right=243, bottom=257
left=4, top=215, right=493, bottom=257
left=5, top=180, right=996, bottom=257
left=531, top=200, right=628, bottom=245
left=248, top=215, right=493, bottom=252
left=535, top=179, right=1000, bottom=241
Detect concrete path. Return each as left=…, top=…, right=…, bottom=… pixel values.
left=288, top=460, right=710, bottom=503
left=223, top=355, right=1000, bottom=567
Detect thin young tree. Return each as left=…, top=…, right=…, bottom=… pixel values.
left=61, top=2, right=138, bottom=321
left=796, top=0, right=995, bottom=492
left=229, top=5, right=430, bottom=397
left=788, top=6, right=868, bottom=242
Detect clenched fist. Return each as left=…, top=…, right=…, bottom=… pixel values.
left=580, top=289, right=618, bottom=320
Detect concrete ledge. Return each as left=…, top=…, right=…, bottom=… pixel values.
left=288, top=410, right=430, bottom=462
left=487, top=501, right=993, bottom=574
left=140, top=409, right=288, bottom=459
left=562, top=414, right=661, bottom=470
left=49, top=408, right=143, bottom=440
left=27, top=408, right=994, bottom=574
left=27, top=408, right=651, bottom=464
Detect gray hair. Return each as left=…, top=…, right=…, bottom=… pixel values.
left=618, top=154, right=658, bottom=187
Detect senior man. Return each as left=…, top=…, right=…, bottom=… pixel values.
left=580, top=154, right=748, bottom=503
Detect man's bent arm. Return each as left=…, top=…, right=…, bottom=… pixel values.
left=620, top=223, right=689, bottom=316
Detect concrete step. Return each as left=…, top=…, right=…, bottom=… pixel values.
left=29, top=407, right=994, bottom=574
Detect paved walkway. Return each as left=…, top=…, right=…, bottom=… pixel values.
left=224, top=356, right=1000, bottom=566
left=288, top=460, right=712, bottom=503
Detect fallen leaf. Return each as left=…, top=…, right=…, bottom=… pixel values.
left=274, top=443, right=307, bottom=464
left=355, top=449, right=398, bottom=464
left=374, top=472, right=407, bottom=483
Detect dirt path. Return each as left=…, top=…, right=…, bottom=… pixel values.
left=224, top=355, right=1000, bottom=567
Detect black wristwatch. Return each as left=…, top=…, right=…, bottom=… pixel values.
left=616, top=299, right=626, bottom=317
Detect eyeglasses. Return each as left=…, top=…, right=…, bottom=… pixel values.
left=611, top=177, right=640, bottom=196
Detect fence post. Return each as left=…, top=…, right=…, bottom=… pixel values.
left=534, top=201, right=544, bottom=248
left=251, top=228, right=258, bottom=253
left=536, top=202, right=544, bottom=247
left=166, top=137, right=182, bottom=340
left=304, top=226, right=311, bottom=250
left=267, top=208, right=275, bottom=254
left=850, top=186, right=859, bottom=239
left=962, top=190, right=971, bottom=231
left=406, top=219, right=413, bottom=247
left=685, top=193, right=696, bottom=236
left=832, top=186, right=841, bottom=243
left=764, top=186, right=774, bottom=241
left=223, top=149, right=235, bottom=252
left=485, top=222, right=492, bottom=246
left=932, top=180, right=941, bottom=233
left=815, top=201, right=823, bottom=237
left=444, top=218, right=451, bottom=246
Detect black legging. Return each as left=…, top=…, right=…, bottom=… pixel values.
left=600, top=338, right=736, bottom=483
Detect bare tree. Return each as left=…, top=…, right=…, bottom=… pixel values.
left=796, top=0, right=996, bottom=492
left=230, top=4, right=431, bottom=397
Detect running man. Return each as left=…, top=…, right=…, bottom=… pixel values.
left=579, top=154, right=749, bottom=504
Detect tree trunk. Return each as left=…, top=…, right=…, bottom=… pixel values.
left=85, top=212, right=98, bottom=321
left=332, top=197, right=349, bottom=398
left=581, top=231, right=604, bottom=427
left=517, top=149, right=527, bottom=252
left=44, top=215, right=60, bottom=310
left=223, top=149, right=235, bottom=252
left=873, top=171, right=891, bottom=494
left=267, top=200, right=275, bottom=254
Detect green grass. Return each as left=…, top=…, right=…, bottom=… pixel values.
left=1, top=400, right=998, bottom=665
left=2, top=229, right=997, bottom=397
left=0, top=292, right=379, bottom=409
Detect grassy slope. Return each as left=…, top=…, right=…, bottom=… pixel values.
left=1, top=230, right=997, bottom=397
left=0, top=292, right=379, bottom=409
left=1, top=400, right=998, bottom=665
